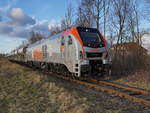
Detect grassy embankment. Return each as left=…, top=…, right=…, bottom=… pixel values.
left=0, top=58, right=150, bottom=113
left=113, top=71, right=150, bottom=90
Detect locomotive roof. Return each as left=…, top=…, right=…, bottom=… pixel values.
left=28, top=32, right=62, bottom=48
left=27, top=27, right=99, bottom=48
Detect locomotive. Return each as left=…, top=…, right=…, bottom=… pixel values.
left=8, top=27, right=111, bottom=77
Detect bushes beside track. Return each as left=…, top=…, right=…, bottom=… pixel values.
left=111, top=43, right=150, bottom=76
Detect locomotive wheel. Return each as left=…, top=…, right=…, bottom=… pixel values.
left=41, top=63, right=46, bottom=70
left=29, top=61, right=33, bottom=67
left=45, top=63, right=49, bottom=71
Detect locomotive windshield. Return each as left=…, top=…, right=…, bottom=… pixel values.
left=77, top=27, right=105, bottom=48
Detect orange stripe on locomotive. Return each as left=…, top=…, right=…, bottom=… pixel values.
left=33, top=49, right=43, bottom=60
left=62, top=27, right=85, bottom=56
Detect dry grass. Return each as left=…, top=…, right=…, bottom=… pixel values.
left=113, top=71, right=150, bottom=90
left=111, top=53, right=150, bottom=91
left=0, top=59, right=89, bottom=113
left=0, top=58, right=150, bottom=113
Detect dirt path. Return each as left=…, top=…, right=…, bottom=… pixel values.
left=0, top=59, right=150, bottom=113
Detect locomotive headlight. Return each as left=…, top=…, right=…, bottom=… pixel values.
left=81, top=59, right=89, bottom=65
left=103, top=57, right=112, bottom=65
left=103, top=59, right=108, bottom=64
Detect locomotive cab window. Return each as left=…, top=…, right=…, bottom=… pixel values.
left=61, top=36, right=65, bottom=46
left=68, top=35, right=72, bottom=45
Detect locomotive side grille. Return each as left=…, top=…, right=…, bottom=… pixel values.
left=86, top=52, right=102, bottom=58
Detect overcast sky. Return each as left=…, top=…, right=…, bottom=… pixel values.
left=0, top=0, right=149, bottom=53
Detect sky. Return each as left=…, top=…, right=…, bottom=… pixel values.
left=0, top=0, right=149, bottom=53
left=0, top=0, right=78, bottom=53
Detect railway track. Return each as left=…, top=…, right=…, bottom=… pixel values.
left=48, top=73, right=150, bottom=107
left=90, top=79, right=150, bottom=106
left=91, top=80, right=150, bottom=95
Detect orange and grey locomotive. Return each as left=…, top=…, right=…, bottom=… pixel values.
left=9, top=27, right=111, bottom=77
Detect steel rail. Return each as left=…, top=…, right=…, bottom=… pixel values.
left=90, top=79, right=150, bottom=96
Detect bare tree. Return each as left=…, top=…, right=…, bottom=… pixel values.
left=61, top=3, right=74, bottom=30
left=76, top=6, right=88, bottom=27
left=29, top=31, right=44, bottom=44
left=111, top=0, right=131, bottom=44
left=76, top=0, right=94, bottom=27
left=49, top=24, right=61, bottom=36
left=126, top=0, right=146, bottom=45
left=95, top=0, right=110, bottom=36
left=145, top=0, right=150, bottom=22
left=93, top=0, right=103, bottom=30
left=134, top=4, right=141, bottom=44
left=109, top=0, right=150, bottom=75
left=127, top=1, right=138, bottom=42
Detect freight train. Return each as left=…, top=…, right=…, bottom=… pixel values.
left=8, top=27, right=111, bottom=77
